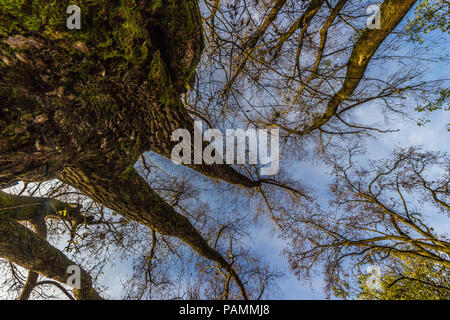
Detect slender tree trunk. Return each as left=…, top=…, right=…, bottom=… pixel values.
left=18, top=215, right=47, bottom=300
left=299, top=0, right=417, bottom=134
left=58, top=159, right=248, bottom=299
left=0, top=214, right=102, bottom=300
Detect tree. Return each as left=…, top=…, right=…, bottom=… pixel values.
left=190, top=0, right=443, bottom=140
left=1, top=0, right=257, bottom=300
left=357, top=256, right=450, bottom=300
left=0, top=0, right=448, bottom=300
left=0, top=190, right=102, bottom=299
left=405, top=0, right=449, bottom=43
left=283, top=147, right=449, bottom=297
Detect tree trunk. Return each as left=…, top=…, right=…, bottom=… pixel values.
left=0, top=214, right=102, bottom=299
left=1, top=1, right=251, bottom=298
left=57, top=158, right=248, bottom=299
left=0, top=0, right=257, bottom=188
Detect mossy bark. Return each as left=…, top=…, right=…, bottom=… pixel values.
left=0, top=0, right=257, bottom=188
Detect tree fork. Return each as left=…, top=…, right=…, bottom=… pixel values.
left=0, top=0, right=257, bottom=189
left=58, top=160, right=249, bottom=299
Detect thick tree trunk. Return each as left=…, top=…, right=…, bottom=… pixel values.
left=57, top=159, right=248, bottom=299
left=18, top=216, right=47, bottom=300
left=0, top=0, right=257, bottom=188
left=0, top=190, right=98, bottom=299
left=0, top=1, right=251, bottom=298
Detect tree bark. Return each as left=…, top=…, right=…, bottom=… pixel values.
left=0, top=214, right=102, bottom=299
left=57, top=158, right=248, bottom=299
left=0, top=1, right=252, bottom=298
left=0, top=0, right=258, bottom=189
left=18, top=214, right=47, bottom=300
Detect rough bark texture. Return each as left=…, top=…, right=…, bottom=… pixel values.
left=0, top=0, right=250, bottom=299
left=0, top=214, right=102, bottom=299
